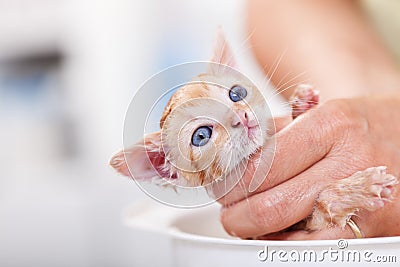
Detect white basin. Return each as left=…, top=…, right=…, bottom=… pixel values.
left=124, top=201, right=400, bottom=266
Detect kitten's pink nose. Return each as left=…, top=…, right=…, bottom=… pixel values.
left=231, top=110, right=258, bottom=128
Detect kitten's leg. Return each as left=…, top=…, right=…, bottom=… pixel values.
left=306, top=166, right=398, bottom=231
left=290, top=84, right=319, bottom=119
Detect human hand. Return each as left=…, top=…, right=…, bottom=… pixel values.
left=218, top=94, right=400, bottom=240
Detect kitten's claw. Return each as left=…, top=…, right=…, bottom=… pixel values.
left=290, top=84, right=319, bottom=119
left=306, top=166, right=399, bottom=231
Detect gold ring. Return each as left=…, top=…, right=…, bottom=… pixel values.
left=347, top=218, right=364, bottom=238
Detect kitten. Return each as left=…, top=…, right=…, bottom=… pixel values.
left=110, top=31, right=398, bottom=233
left=110, top=31, right=270, bottom=188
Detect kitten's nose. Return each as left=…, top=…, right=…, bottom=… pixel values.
left=231, top=110, right=258, bottom=128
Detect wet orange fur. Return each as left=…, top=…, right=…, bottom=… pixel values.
left=160, top=82, right=210, bottom=128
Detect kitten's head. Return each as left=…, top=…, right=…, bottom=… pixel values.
left=110, top=31, right=270, bottom=187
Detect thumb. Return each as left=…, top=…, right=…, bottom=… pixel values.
left=267, top=116, right=293, bottom=135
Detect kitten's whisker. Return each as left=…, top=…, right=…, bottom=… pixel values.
left=239, top=178, right=251, bottom=209
left=287, top=98, right=319, bottom=103
left=267, top=85, right=297, bottom=100
left=279, top=101, right=293, bottom=107
left=233, top=161, right=248, bottom=193
left=278, top=74, right=310, bottom=95
left=260, top=48, right=288, bottom=89
left=289, top=101, right=320, bottom=106
left=274, top=71, right=293, bottom=90
left=239, top=27, right=256, bottom=52
left=264, top=48, right=287, bottom=78
left=268, top=77, right=310, bottom=99
left=226, top=26, right=257, bottom=66
left=276, top=73, right=309, bottom=94
left=272, top=72, right=309, bottom=95
left=280, top=99, right=318, bottom=108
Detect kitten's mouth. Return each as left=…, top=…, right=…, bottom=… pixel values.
left=246, top=125, right=260, bottom=140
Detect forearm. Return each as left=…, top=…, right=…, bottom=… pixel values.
left=247, top=0, right=400, bottom=99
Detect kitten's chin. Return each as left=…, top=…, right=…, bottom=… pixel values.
left=247, top=125, right=266, bottom=149
left=235, top=136, right=263, bottom=165
left=247, top=125, right=261, bottom=140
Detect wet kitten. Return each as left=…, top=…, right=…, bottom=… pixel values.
left=110, top=31, right=398, bottom=233
left=110, top=31, right=270, bottom=187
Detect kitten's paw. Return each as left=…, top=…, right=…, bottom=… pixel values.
left=306, top=166, right=398, bottom=231
left=290, top=84, right=319, bottom=119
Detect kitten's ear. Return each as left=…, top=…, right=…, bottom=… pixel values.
left=208, top=28, right=237, bottom=72
left=109, top=132, right=171, bottom=180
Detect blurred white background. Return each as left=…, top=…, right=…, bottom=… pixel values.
left=0, top=0, right=398, bottom=266
left=0, top=0, right=263, bottom=266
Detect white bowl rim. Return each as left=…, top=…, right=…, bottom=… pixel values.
left=169, top=227, right=400, bottom=247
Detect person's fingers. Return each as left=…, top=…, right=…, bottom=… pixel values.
left=267, top=116, right=292, bottom=135
left=259, top=216, right=367, bottom=240
left=220, top=157, right=355, bottom=238
left=218, top=101, right=345, bottom=205
left=259, top=227, right=353, bottom=240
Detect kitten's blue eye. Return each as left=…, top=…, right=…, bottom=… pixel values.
left=229, top=85, right=247, bottom=102
left=191, top=126, right=212, bottom=147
